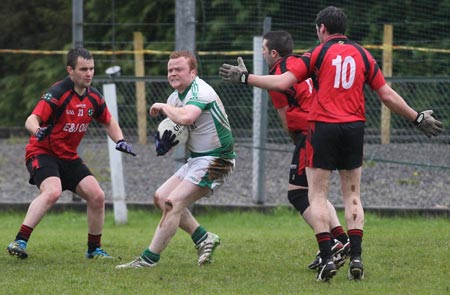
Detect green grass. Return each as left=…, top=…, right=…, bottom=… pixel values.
left=1, top=208, right=449, bottom=295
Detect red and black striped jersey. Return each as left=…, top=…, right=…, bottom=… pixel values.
left=287, top=35, right=386, bottom=123
left=26, top=76, right=112, bottom=161
left=268, top=55, right=313, bottom=133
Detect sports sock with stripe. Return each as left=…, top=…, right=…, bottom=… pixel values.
left=16, top=224, right=33, bottom=242
left=142, top=248, right=160, bottom=264
left=191, top=225, right=208, bottom=245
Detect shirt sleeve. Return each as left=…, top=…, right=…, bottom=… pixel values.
left=186, top=100, right=207, bottom=110
left=269, top=90, right=289, bottom=109
left=367, top=62, right=386, bottom=90
left=95, top=106, right=112, bottom=124
left=364, top=48, right=387, bottom=90
left=286, top=53, right=311, bottom=83
left=31, top=99, right=53, bottom=123
left=94, top=96, right=112, bottom=124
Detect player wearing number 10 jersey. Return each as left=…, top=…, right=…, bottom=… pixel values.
left=285, top=11, right=387, bottom=281
left=257, top=22, right=384, bottom=281
left=219, top=5, right=442, bottom=282
left=286, top=35, right=385, bottom=123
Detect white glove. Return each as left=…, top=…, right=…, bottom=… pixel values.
left=413, top=110, right=444, bottom=138
left=219, top=57, right=249, bottom=84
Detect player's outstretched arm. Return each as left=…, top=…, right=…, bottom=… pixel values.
left=376, top=84, right=444, bottom=138
left=219, top=57, right=297, bottom=91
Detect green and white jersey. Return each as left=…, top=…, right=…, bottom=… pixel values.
left=167, top=76, right=235, bottom=159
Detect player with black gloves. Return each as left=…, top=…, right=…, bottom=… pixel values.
left=6, top=47, right=135, bottom=261
left=117, top=50, right=235, bottom=269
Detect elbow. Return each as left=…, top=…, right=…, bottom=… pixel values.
left=278, top=85, right=290, bottom=92
left=179, top=117, right=195, bottom=126
left=169, top=114, right=195, bottom=126
left=25, top=114, right=38, bottom=128
left=277, top=79, right=296, bottom=92
left=378, top=96, right=391, bottom=105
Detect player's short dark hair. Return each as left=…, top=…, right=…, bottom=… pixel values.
left=316, top=6, right=347, bottom=35
left=169, top=50, right=198, bottom=71
left=262, top=31, right=294, bottom=57
left=67, top=47, right=93, bottom=69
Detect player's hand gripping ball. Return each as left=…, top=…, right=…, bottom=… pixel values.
left=155, top=118, right=189, bottom=156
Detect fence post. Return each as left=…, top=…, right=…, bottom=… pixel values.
left=134, top=32, right=147, bottom=145
left=381, top=24, right=393, bottom=144
left=173, top=0, right=196, bottom=171
left=71, top=0, right=84, bottom=202
left=252, top=17, right=271, bottom=205
left=252, top=36, right=267, bottom=205
left=72, top=0, right=83, bottom=48
left=103, top=82, right=128, bottom=225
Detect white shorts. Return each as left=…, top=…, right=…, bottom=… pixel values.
left=175, top=156, right=235, bottom=192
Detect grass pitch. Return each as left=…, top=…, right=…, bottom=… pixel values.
left=1, top=208, right=449, bottom=295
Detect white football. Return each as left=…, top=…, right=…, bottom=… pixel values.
left=157, top=118, right=189, bottom=144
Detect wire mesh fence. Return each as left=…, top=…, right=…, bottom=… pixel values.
left=1, top=77, right=449, bottom=210
left=1, top=1, right=449, bottom=209
left=89, top=76, right=450, bottom=144
left=48, top=77, right=450, bottom=208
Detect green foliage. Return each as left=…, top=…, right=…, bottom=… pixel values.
left=0, top=209, right=449, bottom=294
left=0, top=0, right=71, bottom=126
left=0, top=1, right=449, bottom=128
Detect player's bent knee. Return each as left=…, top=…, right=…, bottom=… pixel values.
left=164, top=200, right=173, bottom=212
left=86, top=190, right=105, bottom=208
left=154, top=192, right=168, bottom=210
left=288, top=189, right=309, bottom=214
left=44, top=189, right=63, bottom=204
left=153, top=194, right=161, bottom=210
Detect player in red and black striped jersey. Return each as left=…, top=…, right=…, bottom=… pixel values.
left=6, top=47, right=136, bottom=260
left=25, top=76, right=111, bottom=161
left=220, top=6, right=443, bottom=282
left=263, top=31, right=349, bottom=270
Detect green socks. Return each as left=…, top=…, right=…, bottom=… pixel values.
left=191, top=225, right=208, bottom=245
left=142, top=248, right=160, bottom=264
left=140, top=225, right=209, bottom=264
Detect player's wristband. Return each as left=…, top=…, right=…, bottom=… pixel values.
left=240, top=72, right=249, bottom=84
left=413, top=112, right=424, bottom=126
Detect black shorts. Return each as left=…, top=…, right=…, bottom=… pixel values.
left=306, top=121, right=364, bottom=170
left=26, top=154, right=92, bottom=193
left=289, top=133, right=308, bottom=187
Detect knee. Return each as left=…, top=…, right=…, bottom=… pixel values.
left=288, top=189, right=309, bottom=214
left=154, top=191, right=166, bottom=211
left=43, top=187, right=63, bottom=204
left=162, top=197, right=184, bottom=216
left=164, top=199, right=173, bottom=213
left=88, top=189, right=105, bottom=208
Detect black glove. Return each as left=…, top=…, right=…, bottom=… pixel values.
left=219, top=57, right=249, bottom=84
left=155, top=130, right=179, bottom=156
left=35, top=125, right=53, bottom=141
left=115, top=139, right=136, bottom=156
left=413, top=110, right=444, bottom=138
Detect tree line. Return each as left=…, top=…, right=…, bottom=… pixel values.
left=1, top=0, right=448, bottom=127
